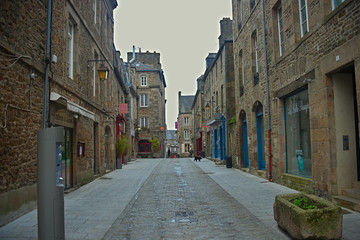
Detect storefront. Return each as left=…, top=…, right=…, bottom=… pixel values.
left=284, top=89, right=311, bottom=178
left=208, top=113, right=226, bottom=160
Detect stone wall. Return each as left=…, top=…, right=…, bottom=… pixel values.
left=232, top=0, right=360, bottom=198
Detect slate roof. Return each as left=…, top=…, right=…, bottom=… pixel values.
left=166, top=130, right=177, bottom=140
left=179, top=95, right=195, bottom=114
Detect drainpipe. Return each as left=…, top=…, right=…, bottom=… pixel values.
left=261, top=0, right=272, bottom=181
left=127, top=45, right=136, bottom=163
left=43, top=0, right=52, bottom=129
left=224, top=44, right=228, bottom=160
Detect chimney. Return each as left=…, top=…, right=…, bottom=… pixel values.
left=178, top=91, right=181, bottom=114
left=218, top=17, right=233, bottom=47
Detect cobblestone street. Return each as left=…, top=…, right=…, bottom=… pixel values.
left=1, top=158, right=360, bottom=240
left=103, top=158, right=287, bottom=240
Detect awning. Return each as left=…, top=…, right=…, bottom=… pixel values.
left=207, top=119, right=221, bottom=127
left=50, top=92, right=95, bottom=121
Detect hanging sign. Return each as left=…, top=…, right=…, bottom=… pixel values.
left=119, top=104, right=128, bottom=114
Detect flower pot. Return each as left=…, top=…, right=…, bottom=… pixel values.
left=273, top=193, right=342, bottom=239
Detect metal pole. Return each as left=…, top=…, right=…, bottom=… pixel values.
left=43, top=0, right=52, bottom=129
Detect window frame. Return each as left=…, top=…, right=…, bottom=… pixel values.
left=140, top=94, right=148, bottom=107
left=184, top=117, right=189, bottom=126
left=140, top=75, right=147, bottom=86
left=67, top=21, right=74, bottom=79
left=298, top=0, right=309, bottom=37
left=277, top=5, right=285, bottom=56
left=140, top=117, right=148, bottom=128
left=184, top=130, right=190, bottom=139
left=332, top=0, right=345, bottom=10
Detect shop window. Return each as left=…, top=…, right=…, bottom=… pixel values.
left=139, top=140, right=151, bottom=153
left=284, top=89, right=311, bottom=178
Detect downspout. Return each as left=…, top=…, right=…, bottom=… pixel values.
left=43, top=0, right=52, bottom=129
left=127, top=45, right=136, bottom=162
left=224, top=44, right=228, bottom=160
left=261, top=0, right=272, bottom=181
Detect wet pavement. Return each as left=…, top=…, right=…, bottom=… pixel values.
left=1, top=158, right=360, bottom=239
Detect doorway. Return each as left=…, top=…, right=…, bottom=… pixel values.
left=333, top=70, right=359, bottom=190
left=62, top=128, right=73, bottom=189
left=242, top=120, right=249, bottom=168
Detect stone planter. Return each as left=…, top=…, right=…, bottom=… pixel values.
left=273, top=193, right=342, bottom=239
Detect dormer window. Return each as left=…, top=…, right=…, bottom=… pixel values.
left=140, top=75, right=147, bottom=86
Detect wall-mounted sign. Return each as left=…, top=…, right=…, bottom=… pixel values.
left=54, top=109, right=74, bottom=128
left=214, top=112, right=222, bottom=120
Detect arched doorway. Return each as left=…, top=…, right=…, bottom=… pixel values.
left=253, top=101, right=265, bottom=170
left=240, top=110, right=249, bottom=168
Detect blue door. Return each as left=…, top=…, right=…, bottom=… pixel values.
left=219, top=127, right=224, bottom=160
left=214, top=129, right=218, bottom=158
left=256, top=113, right=266, bottom=170
left=242, top=120, right=249, bottom=168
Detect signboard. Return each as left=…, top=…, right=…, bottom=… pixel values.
left=118, top=104, right=128, bottom=114
left=214, top=112, right=222, bottom=120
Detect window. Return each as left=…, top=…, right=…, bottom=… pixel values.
left=140, top=117, right=148, bottom=128
left=250, top=0, right=256, bottom=10
left=277, top=5, right=285, bottom=56
left=239, top=50, right=244, bottom=96
left=140, top=94, right=148, bottom=107
left=139, top=140, right=151, bottom=153
left=93, top=0, right=97, bottom=24
left=284, top=89, right=311, bottom=178
left=140, top=75, right=147, bottom=86
left=332, top=0, right=344, bottom=10
left=298, top=0, right=309, bottom=37
left=67, top=21, right=74, bottom=79
left=237, top=0, right=243, bottom=29
left=252, top=31, right=259, bottom=85
left=184, top=130, right=190, bottom=139
left=184, top=117, right=189, bottom=126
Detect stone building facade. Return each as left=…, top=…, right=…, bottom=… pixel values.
left=232, top=0, right=360, bottom=209
left=129, top=51, right=167, bottom=158
left=0, top=0, right=131, bottom=225
left=177, top=92, right=195, bottom=157
left=200, top=18, right=235, bottom=161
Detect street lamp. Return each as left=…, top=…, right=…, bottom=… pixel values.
left=97, top=64, right=109, bottom=80
left=205, top=102, right=210, bottom=112
left=87, top=59, right=109, bottom=80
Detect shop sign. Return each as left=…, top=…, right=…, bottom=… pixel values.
left=54, top=109, right=74, bottom=128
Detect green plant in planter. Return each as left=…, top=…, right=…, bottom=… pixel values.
left=116, top=135, right=129, bottom=157
left=289, top=195, right=325, bottom=210
left=149, top=137, right=160, bottom=153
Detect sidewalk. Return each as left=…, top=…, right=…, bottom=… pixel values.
left=195, top=158, right=360, bottom=240
left=0, top=159, right=162, bottom=240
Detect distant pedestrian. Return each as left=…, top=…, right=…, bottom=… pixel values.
left=189, top=148, right=193, bottom=158
left=167, top=148, right=170, bottom=158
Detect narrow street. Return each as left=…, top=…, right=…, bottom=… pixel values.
left=1, top=158, right=360, bottom=240
left=103, top=159, right=287, bottom=239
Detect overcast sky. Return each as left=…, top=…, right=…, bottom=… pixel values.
left=113, top=0, right=232, bottom=130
